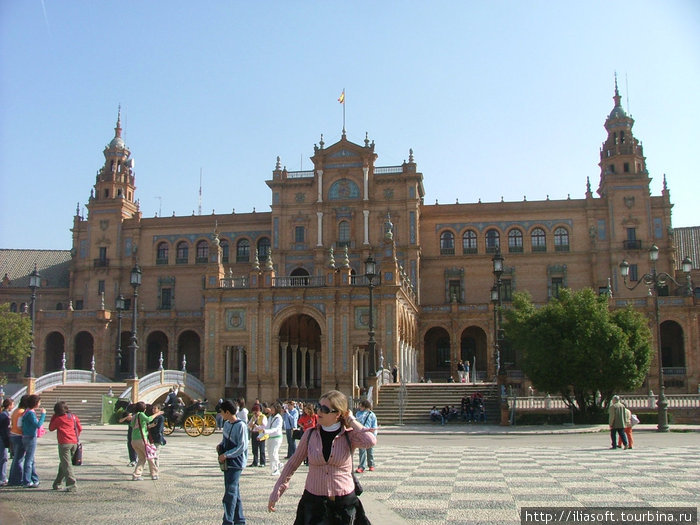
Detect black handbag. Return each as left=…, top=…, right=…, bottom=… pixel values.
left=71, top=414, right=82, bottom=466
left=292, top=427, right=303, bottom=440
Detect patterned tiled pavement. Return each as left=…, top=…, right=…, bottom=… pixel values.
left=0, top=425, right=698, bottom=525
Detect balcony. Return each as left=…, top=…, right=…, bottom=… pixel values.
left=273, top=275, right=326, bottom=288
left=623, top=240, right=642, bottom=250
left=554, top=244, right=570, bottom=252
left=93, top=258, right=109, bottom=268
left=156, top=257, right=168, bottom=265
left=440, top=247, right=455, bottom=256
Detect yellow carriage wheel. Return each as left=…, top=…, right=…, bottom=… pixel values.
left=201, top=414, right=217, bottom=436
left=184, top=415, right=204, bottom=436
left=163, top=420, right=175, bottom=435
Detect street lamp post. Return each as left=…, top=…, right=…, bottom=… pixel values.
left=25, top=264, right=41, bottom=378
left=128, top=264, right=142, bottom=379
left=619, top=245, right=693, bottom=432
left=115, top=294, right=125, bottom=378
left=491, top=248, right=504, bottom=379
left=364, top=254, right=377, bottom=376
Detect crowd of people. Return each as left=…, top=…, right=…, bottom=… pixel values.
left=429, top=392, right=487, bottom=425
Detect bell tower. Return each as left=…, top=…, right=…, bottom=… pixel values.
left=597, top=77, right=650, bottom=198
left=90, top=107, right=138, bottom=219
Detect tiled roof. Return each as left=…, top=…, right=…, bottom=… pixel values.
left=673, top=227, right=700, bottom=270
left=0, top=249, right=71, bottom=288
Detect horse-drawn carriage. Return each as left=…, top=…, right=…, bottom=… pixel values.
left=163, top=399, right=217, bottom=437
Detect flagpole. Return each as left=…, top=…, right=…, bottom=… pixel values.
left=339, top=88, right=346, bottom=136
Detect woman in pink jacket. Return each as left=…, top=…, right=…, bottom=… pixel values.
left=268, top=390, right=376, bottom=524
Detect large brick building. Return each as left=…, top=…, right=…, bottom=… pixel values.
left=1, top=84, right=698, bottom=402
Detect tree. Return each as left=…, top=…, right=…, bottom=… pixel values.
left=503, top=288, right=652, bottom=417
left=0, top=303, right=32, bottom=371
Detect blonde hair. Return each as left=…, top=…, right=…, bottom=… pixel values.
left=319, top=390, right=348, bottom=414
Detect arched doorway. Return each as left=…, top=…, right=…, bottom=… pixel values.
left=460, top=326, right=488, bottom=382
left=146, top=331, right=169, bottom=373
left=278, top=314, right=322, bottom=399
left=178, top=330, right=201, bottom=377
left=74, top=331, right=94, bottom=370
left=424, top=327, right=451, bottom=381
left=660, top=320, right=685, bottom=389
left=44, top=332, right=65, bottom=372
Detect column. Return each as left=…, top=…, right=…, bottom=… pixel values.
left=300, top=347, right=308, bottom=389
left=362, top=166, right=369, bottom=201
left=291, top=344, right=298, bottom=388
left=317, top=212, right=323, bottom=246
left=225, top=346, right=232, bottom=387
left=363, top=350, right=370, bottom=388
left=237, top=346, right=245, bottom=387
left=317, top=169, right=323, bottom=202
left=308, top=349, right=316, bottom=389
left=358, top=350, right=365, bottom=388
left=363, top=210, right=370, bottom=245
left=280, top=341, right=288, bottom=387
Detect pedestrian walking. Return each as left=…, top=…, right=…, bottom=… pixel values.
left=256, top=403, right=284, bottom=476
left=0, top=398, right=14, bottom=486
left=267, top=390, right=376, bottom=524
left=282, top=400, right=299, bottom=459
left=247, top=404, right=267, bottom=467
left=217, top=399, right=248, bottom=525
left=8, top=395, right=32, bottom=486
left=354, top=399, right=378, bottom=473
left=20, top=394, right=46, bottom=487
left=48, top=401, right=81, bottom=492
left=130, top=401, right=162, bottom=480
left=608, top=395, right=630, bottom=450
left=457, top=360, right=465, bottom=382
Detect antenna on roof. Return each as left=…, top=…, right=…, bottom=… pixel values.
left=198, top=168, right=203, bottom=216
left=155, top=196, right=162, bottom=217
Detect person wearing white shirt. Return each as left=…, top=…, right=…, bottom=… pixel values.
left=256, top=403, right=284, bottom=476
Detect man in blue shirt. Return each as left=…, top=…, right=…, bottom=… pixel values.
left=282, top=401, right=299, bottom=459
left=217, top=400, right=248, bottom=525
left=355, top=399, right=378, bottom=473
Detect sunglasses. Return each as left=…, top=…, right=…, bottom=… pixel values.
left=315, top=404, right=338, bottom=414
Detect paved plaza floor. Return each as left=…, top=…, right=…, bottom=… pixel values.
left=0, top=424, right=698, bottom=525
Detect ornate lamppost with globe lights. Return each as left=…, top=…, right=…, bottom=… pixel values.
left=128, top=264, right=142, bottom=379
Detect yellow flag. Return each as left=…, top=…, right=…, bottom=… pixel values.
left=338, top=90, right=345, bottom=104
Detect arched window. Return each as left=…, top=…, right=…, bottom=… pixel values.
left=156, top=242, right=169, bottom=264
left=440, top=231, right=455, bottom=255
left=338, top=221, right=351, bottom=247
left=220, top=240, right=229, bottom=263
left=176, top=241, right=189, bottom=264
left=507, top=229, right=523, bottom=253
left=531, top=228, right=546, bottom=252
left=258, top=237, right=271, bottom=262
left=554, top=227, right=570, bottom=252
left=462, top=230, right=477, bottom=254
left=196, top=240, right=209, bottom=263
left=236, top=239, right=250, bottom=263
left=485, top=229, right=500, bottom=253
left=10, top=303, right=17, bottom=312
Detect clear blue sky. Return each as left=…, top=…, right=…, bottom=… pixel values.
left=1, top=1, right=698, bottom=250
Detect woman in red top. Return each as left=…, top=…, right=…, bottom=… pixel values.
left=48, top=401, right=82, bottom=492
left=297, top=403, right=318, bottom=433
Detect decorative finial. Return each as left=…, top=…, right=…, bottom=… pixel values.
left=384, top=212, right=394, bottom=241
left=319, top=134, right=324, bottom=149
left=115, top=105, right=122, bottom=138
left=613, top=73, right=622, bottom=107
left=663, top=173, right=668, bottom=191
left=364, top=132, right=370, bottom=147
left=408, top=148, right=414, bottom=163
left=342, top=245, right=350, bottom=269
left=275, top=156, right=281, bottom=170
left=76, top=202, right=80, bottom=216
left=328, top=247, right=336, bottom=269
left=253, top=249, right=260, bottom=272
left=266, top=249, right=274, bottom=271
left=586, top=177, right=591, bottom=193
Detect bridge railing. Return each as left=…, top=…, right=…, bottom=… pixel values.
left=119, top=370, right=206, bottom=402
left=512, top=393, right=700, bottom=411
left=10, top=369, right=113, bottom=401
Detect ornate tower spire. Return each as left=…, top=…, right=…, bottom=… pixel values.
left=596, top=78, right=647, bottom=197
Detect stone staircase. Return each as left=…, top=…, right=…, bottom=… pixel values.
left=38, top=383, right=127, bottom=425
left=373, top=382, right=500, bottom=425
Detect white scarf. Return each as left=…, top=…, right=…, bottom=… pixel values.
left=321, top=421, right=341, bottom=432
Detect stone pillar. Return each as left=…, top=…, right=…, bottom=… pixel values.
left=126, top=378, right=139, bottom=402
left=225, top=346, right=232, bottom=387
left=317, top=169, right=323, bottom=202
left=280, top=341, right=288, bottom=388
left=300, top=347, right=308, bottom=389
left=291, top=344, right=298, bottom=388
left=362, top=166, right=369, bottom=201
left=317, top=212, right=323, bottom=247
left=308, top=349, right=316, bottom=389
left=237, top=346, right=245, bottom=388
left=363, top=210, right=370, bottom=245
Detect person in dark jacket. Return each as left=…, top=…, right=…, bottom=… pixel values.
left=147, top=403, right=166, bottom=467
left=0, top=398, right=14, bottom=485
left=217, top=399, right=248, bottom=525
